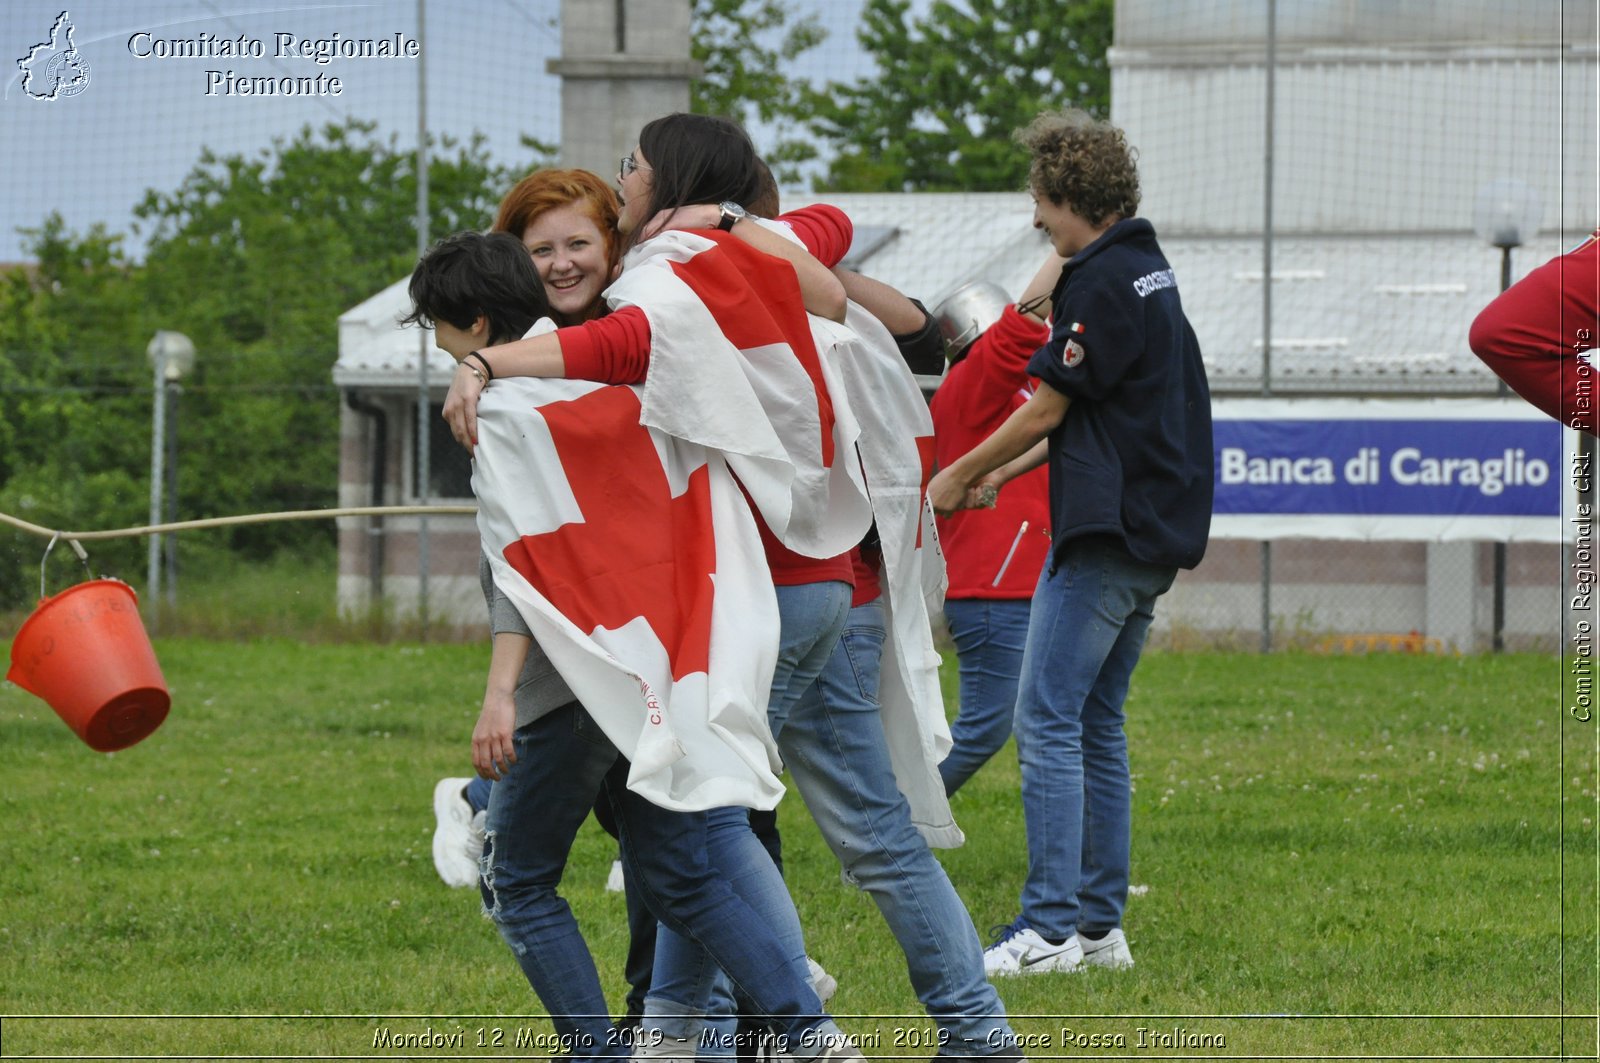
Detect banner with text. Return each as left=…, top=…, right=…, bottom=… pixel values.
left=1211, top=398, right=1575, bottom=542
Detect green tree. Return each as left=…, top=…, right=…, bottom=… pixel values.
left=126, top=119, right=519, bottom=559
left=0, top=121, right=523, bottom=607
left=133, top=119, right=514, bottom=355
left=691, top=0, right=827, bottom=182
left=0, top=218, right=154, bottom=606
left=807, top=0, right=1113, bottom=192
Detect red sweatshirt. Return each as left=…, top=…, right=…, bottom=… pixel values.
left=556, top=205, right=857, bottom=586
left=928, top=304, right=1054, bottom=600
left=1469, top=229, right=1600, bottom=435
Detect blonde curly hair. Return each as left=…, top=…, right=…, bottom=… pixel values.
left=1014, top=109, right=1140, bottom=227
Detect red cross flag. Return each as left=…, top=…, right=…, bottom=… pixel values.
left=816, top=302, right=961, bottom=848
left=607, top=229, right=875, bottom=559
left=609, top=226, right=958, bottom=842
left=473, top=374, right=785, bottom=813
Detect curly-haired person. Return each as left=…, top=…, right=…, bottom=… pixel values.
left=928, top=108, right=1213, bottom=976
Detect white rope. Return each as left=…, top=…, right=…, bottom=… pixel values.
left=0, top=505, right=478, bottom=543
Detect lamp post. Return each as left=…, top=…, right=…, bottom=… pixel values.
left=146, top=330, right=195, bottom=623
left=1472, top=180, right=1543, bottom=653
left=1473, top=179, right=1544, bottom=299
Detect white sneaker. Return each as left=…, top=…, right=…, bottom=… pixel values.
left=983, top=921, right=1083, bottom=976
left=606, top=857, right=626, bottom=892
left=806, top=955, right=838, bottom=1005
left=1079, top=927, right=1134, bottom=969
left=431, top=778, right=484, bottom=888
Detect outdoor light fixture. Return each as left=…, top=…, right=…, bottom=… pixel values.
left=146, top=330, right=196, bottom=618
left=1471, top=180, right=1543, bottom=653
left=1473, top=178, right=1544, bottom=288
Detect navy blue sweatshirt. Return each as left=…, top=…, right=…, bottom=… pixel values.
left=1026, top=218, right=1213, bottom=571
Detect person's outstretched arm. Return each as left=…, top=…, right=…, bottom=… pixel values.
left=927, top=384, right=1069, bottom=517
left=1469, top=232, right=1600, bottom=433
left=643, top=203, right=848, bottom=322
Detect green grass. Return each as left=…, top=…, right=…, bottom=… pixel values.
left=11, top=548, right=323, bottom=641
left=0, top=643, right=1594, bottom=1060
left=9, top=544, right=482, bottom=643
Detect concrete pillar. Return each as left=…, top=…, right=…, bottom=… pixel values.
left=549, top=0, right=703, bottom=178
left=1425, top=541, right=1479, bottom=652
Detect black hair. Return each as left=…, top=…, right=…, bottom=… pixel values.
left=748, top=157, right=780, bottom=218
left=630, top=113, right=765, bottom=246
left=401, top=230, right=550, bottom=345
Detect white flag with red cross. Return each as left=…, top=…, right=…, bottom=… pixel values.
left=473, top=375, right=785, bottom=813
left=603, top=226, right=958, bottom=843
left=815, top=302, right=961, bottom=848
left=606, top=228, right=875, bottom=558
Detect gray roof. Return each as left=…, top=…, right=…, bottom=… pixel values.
left=333, top=277, right=445, bottom=389
left=1164, top=231, right=1546, bottom=395
left=821, top=192, right=1048, bottom=307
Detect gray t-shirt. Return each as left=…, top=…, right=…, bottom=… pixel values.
left=479, top=552, right=578, bottom=728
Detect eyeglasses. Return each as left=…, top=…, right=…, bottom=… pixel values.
left=619, top=154, right=651, bottom=179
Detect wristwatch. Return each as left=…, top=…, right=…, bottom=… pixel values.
left=717, top=201, right=749, bottom=231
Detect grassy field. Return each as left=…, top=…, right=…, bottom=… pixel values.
left=0, top=631, right=1594, bottom=1060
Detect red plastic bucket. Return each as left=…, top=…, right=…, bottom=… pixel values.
left=6, top=579, right=170, bottom=752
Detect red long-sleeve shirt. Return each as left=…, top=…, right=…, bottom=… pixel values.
left=928, top=304, right=1054, bottom=599
left=1469, top=230, right=1600, bottom=435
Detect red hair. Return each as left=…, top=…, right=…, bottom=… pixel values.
left=492, top=168, right=623, bottom=305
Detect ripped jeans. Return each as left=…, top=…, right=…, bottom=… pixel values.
left=480, top=701, right=839, bottom=1062
left=479, top=702, right=627, bottom=1058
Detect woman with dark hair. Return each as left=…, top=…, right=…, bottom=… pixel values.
left=432, top=169, right=625, bottom=894
left=624, top=113, right=764, bottom=238
left=442, top=115, right=868, bottom=1059
left=440, top=118, right=848, bottom=446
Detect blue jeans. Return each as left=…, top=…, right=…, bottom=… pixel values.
left=480, top=702, right=838, bottom=1061
left=939, top=597, right=1033, bottom=795
left=1013, top=537, right=1175, bottom=941
left=781, top=599, right=1016, bottom=1056
left=593, top=788, right=661, bottom=1023
left=479, top=703, right=627, bottom=1059
left=476, top=753, right=656, bottom=1021
left=647, top=581, right=851, bottom=1053
left=465, top=774, right=493, bottom=814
